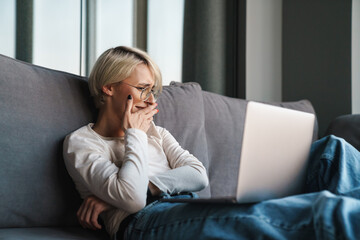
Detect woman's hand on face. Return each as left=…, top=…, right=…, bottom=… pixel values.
left=122, top=95, right=159, bottom=133
left=77, top=195, right=113, bottom=230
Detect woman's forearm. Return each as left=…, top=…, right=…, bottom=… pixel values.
left=149, top=165, right=208, bottom=194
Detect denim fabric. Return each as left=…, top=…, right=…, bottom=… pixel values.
left=122, top=135, right=360, bottom=240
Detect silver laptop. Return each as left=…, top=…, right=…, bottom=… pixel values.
left=160, top=101, right=315, bottom=204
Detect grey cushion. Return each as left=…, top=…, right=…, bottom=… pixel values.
left=0, top=54, right=96, bottom=228
left=324, top=114, right=360, bottom=151
left=0, top=227, right=108, bottom=240
left=202, top=91, right=318, bottom=197
left=202, top=91, right=248, bottom=197
left=154, top=82, right=211, bottom=197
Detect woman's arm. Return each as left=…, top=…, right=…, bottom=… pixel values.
left=77, top=195, right=113, bottom=230
left=78, top=181, right=159, bottom=230
left=63, top=127, right=149, bottom=213
left=64, top=98, right=158, bottom=214
left=149, top=127, right=209, bottom=194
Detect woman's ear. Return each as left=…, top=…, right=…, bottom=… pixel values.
left=102, top=84, right=113, bottom=96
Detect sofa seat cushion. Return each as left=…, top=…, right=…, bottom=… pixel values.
left=0, top=227, right=109, bottom=240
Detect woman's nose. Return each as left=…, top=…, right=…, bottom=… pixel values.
left=145, top=93, right=156, bottom=104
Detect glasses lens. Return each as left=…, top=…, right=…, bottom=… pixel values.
left=140, top=87, right=149, bottom=100
left=141, top=87, right=157, bottom=101
left=152, top=91, right=158, bottom=101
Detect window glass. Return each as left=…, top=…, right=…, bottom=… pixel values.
left=33, top=0, right=81, bottom=74
left=148, top=0, right=184, bottom=85
left=96, top=0, right=133, bottom=57
left=0, top=0, right=16, bottom=58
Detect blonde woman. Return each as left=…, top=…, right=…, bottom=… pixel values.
left=64, top=46, right=360, bottom=240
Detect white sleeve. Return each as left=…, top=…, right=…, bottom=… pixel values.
left=63, top=128, right=149, bottom=213
left=149, top=128, right=209, bottom=194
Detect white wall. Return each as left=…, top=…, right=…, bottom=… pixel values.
left=353, top=0, right=360, bottom=114
left=246, top=0, right=282, bottom=102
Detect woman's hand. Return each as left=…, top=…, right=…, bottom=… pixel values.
left=122, top=95, right=158, bottom=133
left=149, top=181, right=162, bottom=196
left=77, top=195, right=113, bottom=230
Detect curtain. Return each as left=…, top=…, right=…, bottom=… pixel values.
left=182, top=0, right=246, bottom=98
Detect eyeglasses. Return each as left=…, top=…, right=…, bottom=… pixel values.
left=117, top=81, right=158, bottom=102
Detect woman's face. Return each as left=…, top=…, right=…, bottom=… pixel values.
left=108, top=63, right=156, bottom=116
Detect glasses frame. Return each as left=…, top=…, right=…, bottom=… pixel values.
left=116, top=81, right=158, bottom=102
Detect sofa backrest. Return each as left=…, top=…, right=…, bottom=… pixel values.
left=325, top=114, right=360, bottom=151
left=0, top=54, right=95, bottom=228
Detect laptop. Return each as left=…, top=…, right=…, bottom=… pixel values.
left=160, top=101, right=315, bottom=204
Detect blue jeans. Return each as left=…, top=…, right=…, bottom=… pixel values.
left=122, top=135, right=360, bottom=240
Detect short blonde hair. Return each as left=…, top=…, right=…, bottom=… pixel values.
left=88, top=46, right=162, bottom=108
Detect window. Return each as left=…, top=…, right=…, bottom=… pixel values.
left=0, top=0, right=184, bottom=85
left=96, top=0, right=133, bottom=57
left=0, top=0, right=15, bottom=58
left=33, top=0, right=81, bottom=75
left=148, top=0, right=184, bottom=85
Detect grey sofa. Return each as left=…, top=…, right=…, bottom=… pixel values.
left=1, top=53, right=359, bottom=239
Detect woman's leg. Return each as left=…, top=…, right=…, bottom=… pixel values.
left=123, top=135, right=360, bottom=240
left=124, top=192, right=360, bottom=240
left=300, top=135, right=360, bottom=239
left=305, top=135, right=360, bottom=198
left=124, top=193, right=317, bottom=240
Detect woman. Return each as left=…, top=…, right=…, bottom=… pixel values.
left=64, top=46, right=360, bottom=240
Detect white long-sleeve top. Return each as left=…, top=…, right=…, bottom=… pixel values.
left=63, top=122, right=208, bottom=236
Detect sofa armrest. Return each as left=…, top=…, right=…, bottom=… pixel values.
left=324, top=114, right=360, bottom=151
